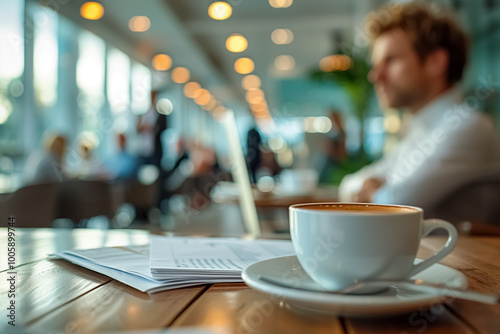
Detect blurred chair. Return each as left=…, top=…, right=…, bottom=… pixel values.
left=428, top=174, right=500, bottom=233
left=125, top=178, right=159, bottom=213
left=55, top=180, right=122, bottom=223
left=0, top=183, right=57, bottom=227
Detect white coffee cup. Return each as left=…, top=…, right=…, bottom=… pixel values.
left=289, top=203, right=458, bottom=291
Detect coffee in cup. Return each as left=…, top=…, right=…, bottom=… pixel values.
left=289, top=203, right=458, bottom=291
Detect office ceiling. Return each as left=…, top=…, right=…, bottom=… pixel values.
left=56, top=0, right=387, bottom=113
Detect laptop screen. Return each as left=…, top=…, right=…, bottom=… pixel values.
left=220, top=110, right=261, bottom=237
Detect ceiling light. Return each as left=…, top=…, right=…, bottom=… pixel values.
left=129, top=16, right=151, bottom=32
left=226, top=34, right=248, bottom=53
left=319, top=55, right=352, bottom=72
left=152, top=54, right=172, bottom=71
left=248, top=96, right=265, bottom=105
left=251, top=103, right=268, bottom=112
left=184, top=82, right=201, bottom=98
left=269, top=0, right=293, bottom=9
left=271, top=29, right=293, bottom=45
left=171, top=67, right=190, bottom=84
left=274, top=55, right=295, bottom=71
left=241, top=75, right=261, bottom=90
left=80, top=2, right=104, bottom=21
left=211, top=106, right=226, bottom=120
left=195, top=90, right=211, bottom=106
left=208, top=2, right=232, bottom=20
left=194, top=89, right=209, bottom=103
left=247, top=89, right=264, bottom=97
left=156, top=98, right=173, bottom=115
left=234, top=57, right=254, bottom=74
left=202, top=97, right=217, bottom=110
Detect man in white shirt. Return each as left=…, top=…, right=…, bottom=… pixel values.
left=339, top=2, right=500, bottom=212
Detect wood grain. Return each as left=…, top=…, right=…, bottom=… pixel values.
left=473, top=237, right=500, bottom=249
left=2, top=230, right=500, bottom=333
left=171, top=283, right=344, bottom=334
left=0, top=259, right=110, bottom=325
left=29, top=280, right=205, bottom=333
left=419, top=237, right=500, bottom=334
left=0, top=228, right=149, bottom=271
left=345, top=310, right=475, bottom=334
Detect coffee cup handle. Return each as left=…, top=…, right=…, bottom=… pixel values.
left=408, top=219, right=458, bottom=277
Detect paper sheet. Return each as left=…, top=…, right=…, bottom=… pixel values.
left=53, top=236, right=294, bottom=293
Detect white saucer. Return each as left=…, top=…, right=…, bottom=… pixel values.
left=242, top=256, right=467, bottom=317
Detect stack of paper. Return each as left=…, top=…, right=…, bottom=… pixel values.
left=53, top=235, right=294, bottom=293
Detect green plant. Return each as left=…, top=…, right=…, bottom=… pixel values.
left=311, top=53, right=373, bottom=154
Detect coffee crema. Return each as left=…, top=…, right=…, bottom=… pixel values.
left=291, top=203, right=419, bottom=214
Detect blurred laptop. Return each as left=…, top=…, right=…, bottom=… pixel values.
left=220, top=110, right=261, bottom=237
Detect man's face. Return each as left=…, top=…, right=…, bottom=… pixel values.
left=368, top=29, right=428, bottom=110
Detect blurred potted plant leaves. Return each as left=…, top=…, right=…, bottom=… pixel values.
left=311, top=52, right=374, bottom=184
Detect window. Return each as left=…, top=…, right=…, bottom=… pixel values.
left=77, top=30, right=106, bottom=116
left=131, top=62, right=151, bottom=115
left=33, top=7, right=58, bottom=108
left=107, top=47, right=130, bottom=115
left=0, top=0, right=24, bottom=147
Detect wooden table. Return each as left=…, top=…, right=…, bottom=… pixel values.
left=1, top=228, right=499, bottom=334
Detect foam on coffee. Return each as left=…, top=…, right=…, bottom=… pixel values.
left=291, top=203, right=419, bottom=214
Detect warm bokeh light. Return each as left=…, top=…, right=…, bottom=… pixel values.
left=303, top=116, right=332, bottom=133
left=271, top=29, right=293, bottom=45
left=319, top=55, right=352, bottom=72
left=152, top=54, right=172, bottom=71
left=128, top=16, right=151, bottom=32
left=241, top=75, right=261, bottom=90
left=194, top=89, right=211, bottom=105
left=208, top=2, right=232, bottom=20
left=194, top=88, right=209, bottom=101
left=251, top=102, right=268, bottom=112
left=171, top=67, right=190, bottom=84
left=192, top=88, right=204, bottom=99
left=246, top=89, right=264, bottom=104
left=247, top=95, right=264, bottom=105
left=203, top=97, right=217, bottom=110
left=212, top=106, right=226, bottom=119
left=269, top=0, right=293, bottom=9
left=274, top=55, right=295, bottom=71
left=184, top=82, right=201, bottom=98
left=80, top=2, right=104, bottom=21
left=225, top=34, right=248, bottom=53
left=234, top=57, right=254, bottom=74
left=385, top=113, right=401, bottom=133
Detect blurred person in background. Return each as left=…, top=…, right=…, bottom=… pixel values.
left=136, top=91, right=168, bottom=206
left=339, top=2, right=500, bottom=212
left=25, top=133, right=68, bottom=183
left=107, top=133, right=138, bottom=180
left=317, top=111, right=350, bottom=185
left=245, top=127, right=262, bottom=184
left=70, top=138, right=109, bottom=179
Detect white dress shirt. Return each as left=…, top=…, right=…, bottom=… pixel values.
left=339, top=87, right=500, bottom=210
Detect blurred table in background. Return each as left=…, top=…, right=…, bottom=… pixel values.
left=212, top=182, right=338, bottom=208
left=209, top=183, right=338, bottom=232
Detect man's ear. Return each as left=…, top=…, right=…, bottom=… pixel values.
left=425, top=48, right=449, bottom=80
